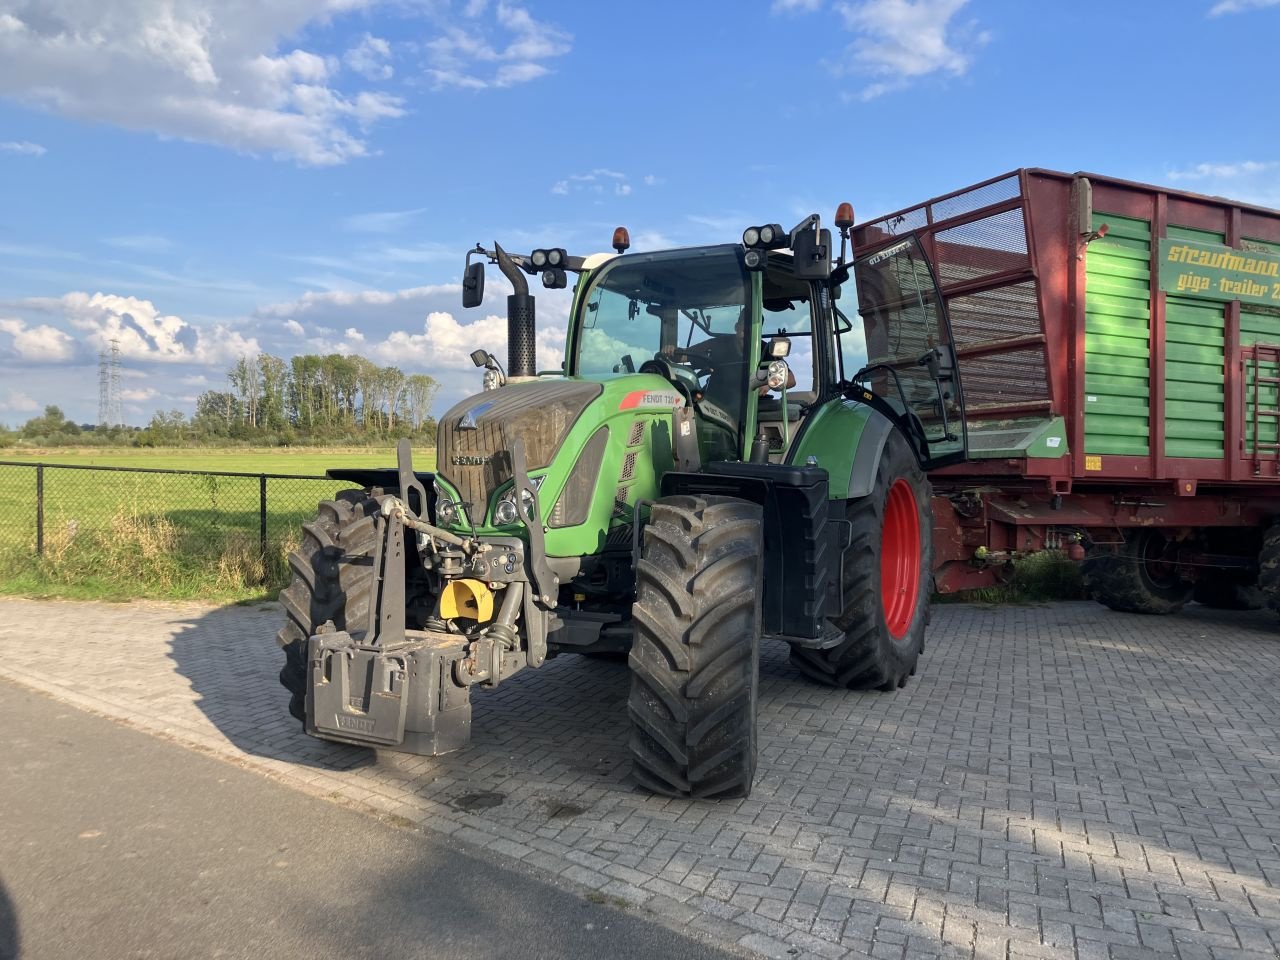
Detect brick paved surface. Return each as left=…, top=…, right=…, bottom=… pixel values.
left=0, top=598, right=1278, bottom=959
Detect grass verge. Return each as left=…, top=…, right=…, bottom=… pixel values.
left=0, top=506, right=297, bottom=604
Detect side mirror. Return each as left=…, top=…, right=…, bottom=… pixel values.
left=765, top=337, right=791, bottom=359
left=791, top=227, right=832, bottom=280
left=462, top=261, right=485, bottom=308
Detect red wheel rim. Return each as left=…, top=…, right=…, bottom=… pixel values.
left=880, top=478, right=922, bottom=640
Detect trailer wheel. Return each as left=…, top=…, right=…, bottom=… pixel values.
left=627, top=495, right=763, bottom=799
left=1193, top=573, right=1264, bottom=611
left=1259, top=521, right=1280, bottom=615
left=789, top=431, right=932, bottom=691
left=275, top=489, right=383, bottom=723
left=1082, top=529, right=1191, bottom=615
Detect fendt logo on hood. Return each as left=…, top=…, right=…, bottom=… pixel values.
left=457, top=399, right=495, bottom=430
left=450, top=454, right=491, bottom=466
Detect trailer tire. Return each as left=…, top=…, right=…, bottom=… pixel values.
left=627, top=495, right=763, bottom=800
left=789, top=431, right=931, bottom=691
left=1259, top=522, right=1280, bottom=614
left=1193, top=573, right=1264, bottom=611
left=1082, top=529, right=1191, bottom=615
left=275, top=489, right=383, bottom=723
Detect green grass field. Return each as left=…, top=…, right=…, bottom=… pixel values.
left=0, top=446, right=437, bottom=602
left=0, top=445, right=436, bottom=474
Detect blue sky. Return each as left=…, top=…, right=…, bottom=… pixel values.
left=1, top=0, right=1278, bottom=425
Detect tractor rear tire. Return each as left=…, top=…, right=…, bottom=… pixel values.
left=276, top=489, right=382, bottom=723
left=1193, top=573, right=1264, bottom=611
left=1258, top=521, right=1280, bottom=615
left=789, top=431, right=931, bottom=691
left=1082, top=529, right=1191, bottom=615
left=627, top=495, right=763, bottom=800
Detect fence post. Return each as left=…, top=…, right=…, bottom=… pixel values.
left=36, top=463, right=44, bottom=558
left=259, top=474, right=268, bottom=584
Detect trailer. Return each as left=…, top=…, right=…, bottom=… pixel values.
left=852, top=168, right=1280, bottom=612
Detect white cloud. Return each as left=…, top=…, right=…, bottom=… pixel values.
left=120, top=386, right=158, bottom=402
left=345, top=33, right=393, bottom=80
left=772, top=0, right=824, bottom=11
left=0, top=1, right=405, bottom=166
left=4, top=292, right=260, bottom=366
left=341, top=207, right=428, bottom=233
left=0, top=389, right=40, bottom=413
left=0, top=317, right=78, bottom=362
left=1208, top=0, right=1279, bottom=13
left=835, top=0, right=989, bottom=100
left=1168, top=161, right=1277, bottom=181
left=427, top=1, right=571, bottom=89
left=1165, top=160, right=1280, bottom=208
left=551, top=168, right=634, bottom=198
left=104, top=234, right=173, bottom=252
left=283, top=318, right=306, bottom=336
left=255, top=279, right=572, bottom=408
left=0, top=140, right=46, bottom=156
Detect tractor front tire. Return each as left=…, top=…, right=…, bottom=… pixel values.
left=789, top=431, right=931, bottom=691
left=627, top=495, right=763, bottom=800
left=276, top=489, right=382, bottom=723
left=1082, top=529, right=1192, bottom=615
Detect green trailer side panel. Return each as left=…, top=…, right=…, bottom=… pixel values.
left=1162, top=225, right=1226, bottom=458
left=1237, top=238, right=1278, bottom=454
left=1085, top=213, right=1150, bottom=456
left=1242, top=306, right=1280, bottom=453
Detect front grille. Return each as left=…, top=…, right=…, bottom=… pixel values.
left=437, top=380, right=601, bottom=512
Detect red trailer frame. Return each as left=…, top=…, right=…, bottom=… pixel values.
left=853, top=169, right=1280, bottom=602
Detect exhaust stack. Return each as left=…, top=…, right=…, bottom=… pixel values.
left=495, top=243, right=536, bottom=379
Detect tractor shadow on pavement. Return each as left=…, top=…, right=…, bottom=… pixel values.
left=0, top=877, right=18, bottom=960
left=167, top=603, right=376, bottom=773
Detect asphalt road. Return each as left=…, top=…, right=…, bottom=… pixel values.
left=0, top=679, right=746, bottom=960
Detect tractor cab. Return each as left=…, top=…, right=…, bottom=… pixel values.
left=566, top=227, right=967, bottom=471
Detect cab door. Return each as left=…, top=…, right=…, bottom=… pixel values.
left=846, top=235, right=967, bottom=468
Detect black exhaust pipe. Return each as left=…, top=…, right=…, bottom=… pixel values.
left=494, top=243, right=535, bottom=378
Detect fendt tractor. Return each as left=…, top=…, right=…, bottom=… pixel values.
left=276, top=206, right=971, bottom=799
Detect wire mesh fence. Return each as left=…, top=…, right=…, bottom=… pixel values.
left=0, top=461, right=360, bottom=594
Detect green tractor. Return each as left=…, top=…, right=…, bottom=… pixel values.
left=276, top=209, right=968, bottom=799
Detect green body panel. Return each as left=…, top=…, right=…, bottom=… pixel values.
left=785, top=399, right=876, bottom=499
left=1241, top=238, right=1280, bottom=451
left=1164, top=226, right=1226, bottom=459
left=433, top=373, right=680, bottom=557
left=1084, top=213, right=1151, bottom=457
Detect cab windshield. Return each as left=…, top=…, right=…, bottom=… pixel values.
left=573, top=246, right=751, bottom=381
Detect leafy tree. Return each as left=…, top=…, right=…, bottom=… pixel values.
left=20, top=405, right=81, bottom=439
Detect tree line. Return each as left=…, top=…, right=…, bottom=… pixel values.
left=1, top=353, right=442, bottom=447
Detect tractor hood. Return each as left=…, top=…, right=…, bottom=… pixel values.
left=436, top=379, right=604, bottom=513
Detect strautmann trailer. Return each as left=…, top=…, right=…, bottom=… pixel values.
left=852, top=168, right=1280, bottom=613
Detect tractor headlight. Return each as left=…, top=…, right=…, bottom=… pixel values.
left=765, top=359, right=790, bottom=390
left=494, top=481, right=540, bottom=526
left=494, top=498, right=519, bottom=525
left=742, top=226, right=760, bottom=247
left=530, top=248, right=548, bottom=268
left=434, top=482, right=459, bottom=523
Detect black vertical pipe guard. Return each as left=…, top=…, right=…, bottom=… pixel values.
left=508, top=293, right=536, bottom=378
